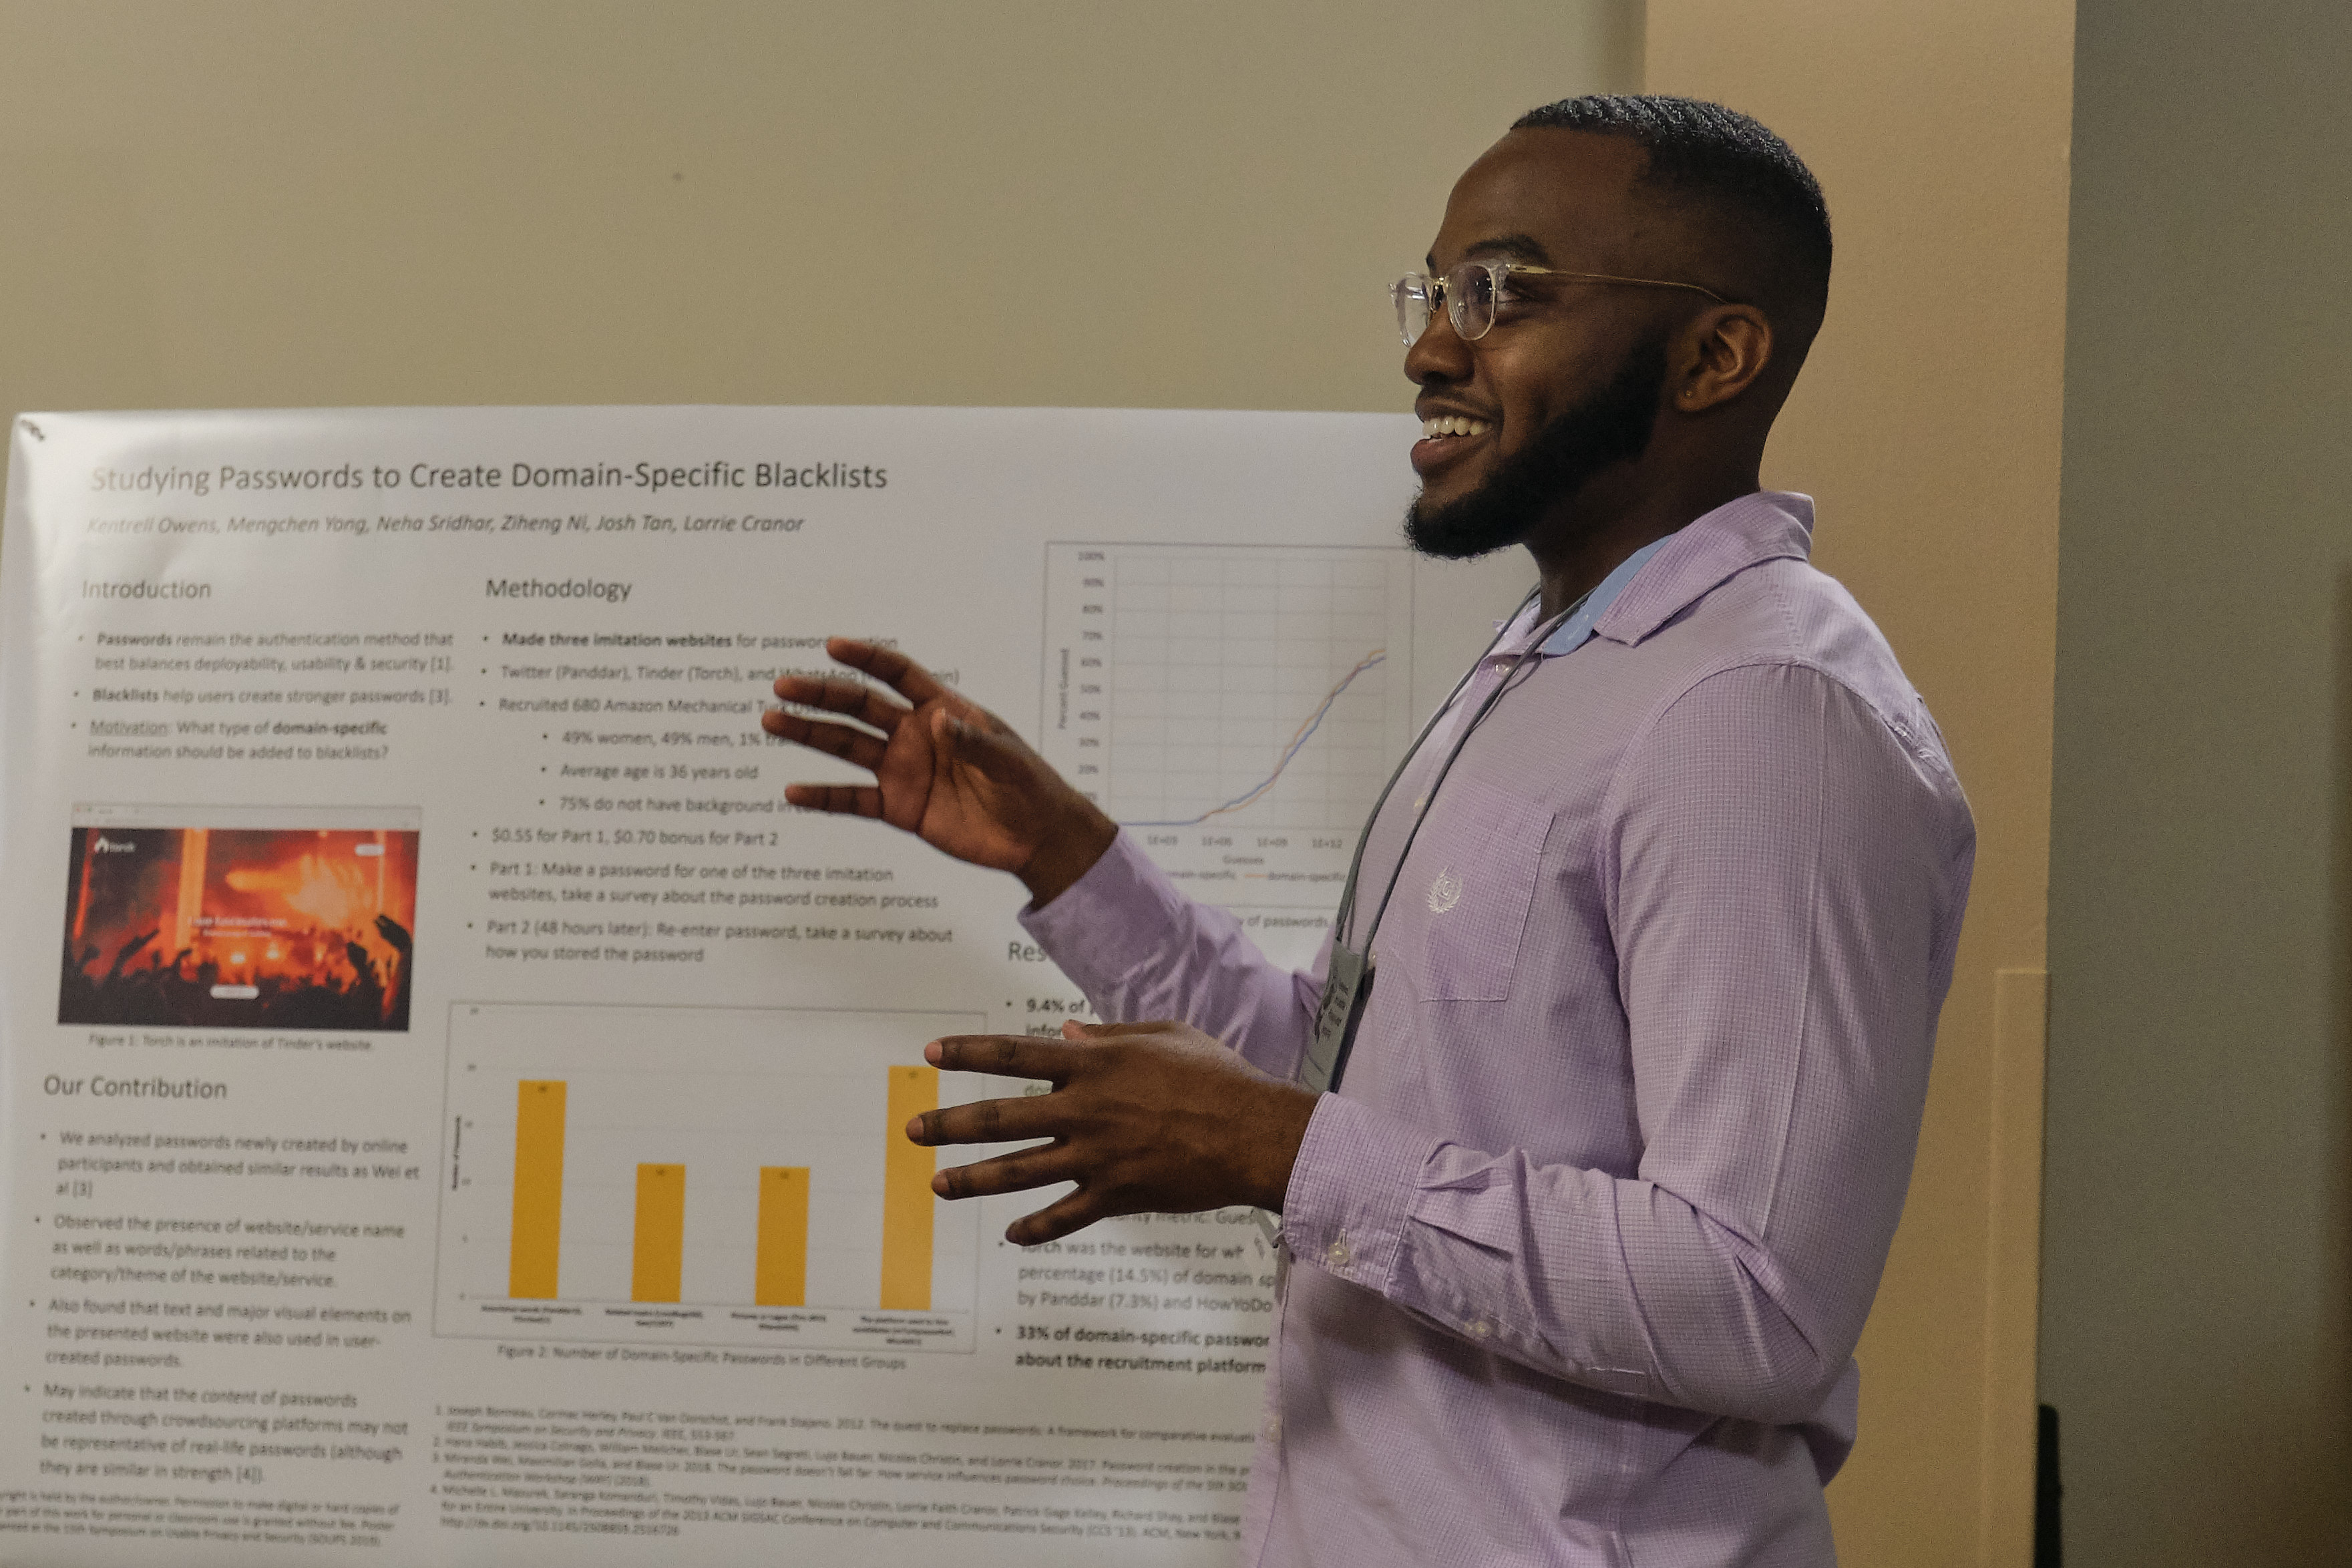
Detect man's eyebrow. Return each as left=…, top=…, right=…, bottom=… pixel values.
left=1426, top=234, right=1554, bottom=270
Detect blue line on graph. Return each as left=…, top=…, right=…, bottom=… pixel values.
left=1120, top=650, right=1386, bottom=828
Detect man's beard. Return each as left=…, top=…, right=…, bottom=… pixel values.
left=1404, top=333, right=1670, bottom=561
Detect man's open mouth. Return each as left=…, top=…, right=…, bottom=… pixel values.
left=1420, top=415, right=1494, bottom=439
left=1412, top=414, right=1495, bottom=474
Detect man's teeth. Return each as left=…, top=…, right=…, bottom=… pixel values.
left=1420, top=415, right=1493, bottom=438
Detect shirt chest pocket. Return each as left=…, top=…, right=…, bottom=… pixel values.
left=1390, top=777, right=1555, bottom=1003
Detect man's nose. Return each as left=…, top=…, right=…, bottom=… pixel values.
left=1404, top=311, right=1472, bottom=385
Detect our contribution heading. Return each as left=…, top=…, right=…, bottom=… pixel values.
left=90, top=458, right=890, bottom=500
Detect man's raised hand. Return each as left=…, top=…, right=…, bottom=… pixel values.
left=763, top=638, right=1117, bottom=904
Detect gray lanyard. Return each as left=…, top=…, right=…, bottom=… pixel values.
left=1294, top=586, right=1583, bottom=1096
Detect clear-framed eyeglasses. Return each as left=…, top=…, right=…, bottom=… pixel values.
left=1391, top=260, right=1728, bottom=345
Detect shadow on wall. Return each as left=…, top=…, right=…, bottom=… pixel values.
left=2074, top=568, right=2352, bottom=1564
left=2188, top=568, right=2352, bottom=1564
left=2187, top=570, right=2352, bottom=1567
left=2334, top=567, right=2352, bottom=1538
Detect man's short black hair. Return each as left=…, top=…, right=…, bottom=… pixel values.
left=1512, top=94, right=1832, bottom=343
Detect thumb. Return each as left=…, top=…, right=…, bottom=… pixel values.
left=1061, top=1019, right=1109, bottom=1041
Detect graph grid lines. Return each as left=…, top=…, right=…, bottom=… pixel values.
left=1044, top=544, right=1414, bottom=835
left=1121, top=648, right=1389, bottom=828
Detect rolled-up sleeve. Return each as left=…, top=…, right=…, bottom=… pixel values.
left=1277, top=660, right=1974, bottom=1425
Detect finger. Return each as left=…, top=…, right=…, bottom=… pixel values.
left=908, top=1093, right=1060, bottom=1148
left=783, top=783, right=883, bottom=817
left=827, top=638, right=949, bottom=708
left=769, top=671, right=911, bottom=735
left=761, top=709, right=890, bottom=773
left=930, top=1145, right=1082, bottom=1201
left=1007, top=1188, right=1106, bottom=1247
left=926, top=1033, right=1080, bottom=1080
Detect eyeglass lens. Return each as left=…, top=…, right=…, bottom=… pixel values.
left=1391, top=264, right=1501, bottom=345
left=1392, top=276, right=1434, bottom=345
left=1448, top=264, right=1497, bottom=339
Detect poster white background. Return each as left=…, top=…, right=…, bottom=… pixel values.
left=0, top=406, right=1517, bottom=1565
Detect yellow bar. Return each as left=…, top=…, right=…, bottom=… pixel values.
left=755, top=1167, right=811, bottom=1307
left=508, top=1081, right=566, bottom=1299
left=880, top=1066, right=938, bottom=1310
left=632, top=1164, right=687, bottom=1303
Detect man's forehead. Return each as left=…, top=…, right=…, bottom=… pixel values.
left=1428, top=130, right=1652, bottom=268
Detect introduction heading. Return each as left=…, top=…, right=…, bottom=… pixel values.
left=90, top=459, right=889, bottom=500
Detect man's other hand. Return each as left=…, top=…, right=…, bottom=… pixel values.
left=764, top=638, right=1117, bottom=904
left=907, top=1020, right=1321, bottom=1245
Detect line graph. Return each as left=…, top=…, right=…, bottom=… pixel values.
left=1041, top=544, right=1414, bottom=837
left=1121, top=649, right=1387, bottom=827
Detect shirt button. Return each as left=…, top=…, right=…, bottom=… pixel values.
left=1262, top=1416, right=1282, bottom=1441
left=1325, top=1238, right=1352, bottom=1269
left=1466, top=1318, right=1491, bottom=1338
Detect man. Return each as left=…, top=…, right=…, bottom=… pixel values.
left=763, top=95, right=1973, bottom=1567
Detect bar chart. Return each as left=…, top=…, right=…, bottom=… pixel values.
left=435, top=1002, right=988, bottom=1353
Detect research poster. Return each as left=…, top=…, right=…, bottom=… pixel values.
left=0, top=405, right=1505, bottom=1565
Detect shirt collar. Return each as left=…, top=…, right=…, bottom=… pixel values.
left=1490, top=490, right=1816, bottom=660
left=1529, top=532, right=1678, bottom=656
left=1589, top=489, right=1814, bottom=648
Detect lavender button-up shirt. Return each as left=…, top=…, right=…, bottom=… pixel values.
left=1021, top=492, right=1975, bottom=1566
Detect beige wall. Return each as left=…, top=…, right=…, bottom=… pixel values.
left=0, top=1, right=1634, bottom=419
left=1646, top=5, right=2074, bottom=1564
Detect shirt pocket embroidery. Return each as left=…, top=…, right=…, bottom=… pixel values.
left=1398, top=777, right=1553, bottom=1002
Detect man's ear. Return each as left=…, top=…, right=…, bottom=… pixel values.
left=1669, top=305, right=1774, bottom=412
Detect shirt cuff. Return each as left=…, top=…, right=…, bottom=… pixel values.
left=1280, top=1093, right=1441, bottom=1294
left=1016, top=830, right=1193, bottom=1001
